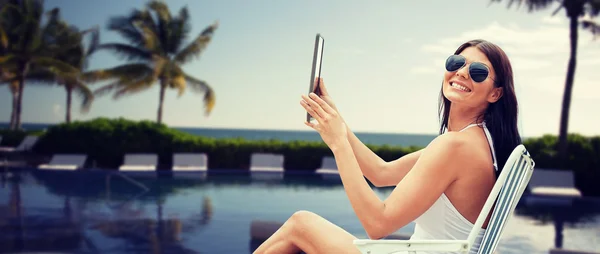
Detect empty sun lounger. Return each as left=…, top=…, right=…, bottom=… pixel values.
left=172, top=153, right=208, bottom=179
left=172, top=153, right=208, bottom=171
left=316, top=156, right=340, bottom=181
left=250, top=153, right=284, bottom=172
left=38, top=154, right=87, bottom=171
left=316, top=156, right=338, bottom=174
left=0, top=135, right=39, bottom=152
left=526, top=168, right=581, bottom=207
left=250, top=153, right=284, bottom=180
left=119, top=154, right=157, bottom=171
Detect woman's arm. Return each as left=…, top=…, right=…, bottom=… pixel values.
left=301, top=93, right=464, bottom=239
left=331, top=133, right=466, bottom=239
left=346, top=127, right=423, bottom=187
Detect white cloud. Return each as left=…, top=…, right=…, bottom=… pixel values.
left=53, top=104, right=61, bottom=117
left=541, top=15, right=564, bottom=25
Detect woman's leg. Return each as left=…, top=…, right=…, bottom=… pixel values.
left=253, top=210, right=361, bottom=254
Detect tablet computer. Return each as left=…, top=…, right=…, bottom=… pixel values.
left=307, top=33, right=325, bottom=123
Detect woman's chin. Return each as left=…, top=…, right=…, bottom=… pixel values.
left=443, top=90, right=469, bottom=102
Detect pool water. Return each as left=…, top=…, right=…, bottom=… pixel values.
left=0, top=169, right=599, bottom=254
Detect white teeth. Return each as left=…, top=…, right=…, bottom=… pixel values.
left=451, top=82, right=471, bottom=92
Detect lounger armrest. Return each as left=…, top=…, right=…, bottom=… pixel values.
left=352, top=239, right=469, bottom=253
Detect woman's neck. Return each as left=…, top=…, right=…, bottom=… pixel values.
left=447, top=104, right=485, bottom=132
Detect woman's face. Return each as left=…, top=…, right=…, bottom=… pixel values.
left=442, top=46, right=502, bottom=108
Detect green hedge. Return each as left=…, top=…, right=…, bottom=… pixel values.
left=5, top=118, right=415, bottom=171
left=1, top=118, right=599, bottom=196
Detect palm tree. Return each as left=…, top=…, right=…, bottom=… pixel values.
left=0, top=0, right=79, bottom=130
left=85, top=1, right=218, bottom=124
left=0, top=1, right=17, bottom=130
left=24, top=10, right=99, bottom=123
left=490, top=0, right=600, bottom=166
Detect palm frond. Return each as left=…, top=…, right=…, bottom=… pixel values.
left=31, top=56, right=78, bottom=76
left=0, top=53, right=19, bottom=64
left=81, top=63, right=153, bottom=83
left=79, top=25, right=100, bottom=57
left=184, top=74, right=215, bottom=115
left=0, top=24, right=8, bottom=48
left=582, top=18, right=600, bottom=39
left=173, top=21, right=218, bottom=64
left=147, top=1, right=171, bottom=48
left=96, top=43, right=152, bottom=61
left=586, top=0, right=600, bottom=17
left=70, top=80, right=94, bottom=113
left=113, top=71, right=156, bottom=99
left=107, top=15, right=145, bottom=46
left=24, top=67, right=59, bottom=85
left=136, top=21, right=161, bottom=54
left=167, top=6, right=190, bottom=53
left=170, top=73, right=186, bottom=97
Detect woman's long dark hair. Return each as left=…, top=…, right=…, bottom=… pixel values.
left=438, top=39, right=522, bottom=177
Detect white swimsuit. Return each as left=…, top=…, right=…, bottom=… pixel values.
left=408, top=122, right=498, bottom=254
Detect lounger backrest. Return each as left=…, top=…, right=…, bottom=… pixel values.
left=173, top=153, right=207, bottom=167
left=321, top=156, right=337, bottom=170
left=469, top=144, right=535, bottom=254
left=123, top=154, right=157, bottom=165
left=250, top=153, right=284, bottom=168
left=16, top=136, right=39, bottom=151
left=49, top=154, right=87, bottom=167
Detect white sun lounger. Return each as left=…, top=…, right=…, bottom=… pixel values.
left=250, top=153, right=284, bottom=180
left=172, top=153, right=208, bottom=178
left=315, top=156, right=340, bottom=181
left=0, top=135, right=39, bottom=152
left=119, top=154, right=157, bottom=171
left=526, top=168, right=581, bottom=207
left=38, top=154, right=87, bottom=171
left=316, top=156, right=338, bottom=174
left=353, top=144, right=536, bottom=254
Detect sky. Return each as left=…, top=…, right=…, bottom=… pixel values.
left=1, top=0, right=600, bottom=137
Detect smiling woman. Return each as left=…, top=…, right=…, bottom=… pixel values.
left=253, top=39, right=522, bottom=254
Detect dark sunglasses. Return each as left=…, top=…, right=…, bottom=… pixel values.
left=445, top=54, right=492, bottom=83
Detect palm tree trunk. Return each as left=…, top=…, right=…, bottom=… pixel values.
left=10, top=88, right=17, bottom=130
left=557, top=16, right=579, bottom=167
left=15, top=76, right=25, bottom=130
left=66, top=85, right=72, bottom=123
left=15, top=63, right=29, bottom=130
left=157, top=80, right=167, bottom=124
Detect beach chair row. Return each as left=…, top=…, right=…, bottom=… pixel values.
left=37, top=153, right=340, bottom=175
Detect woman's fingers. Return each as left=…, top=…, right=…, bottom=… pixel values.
left=308, top=93, right=336, bottom=115
left=302, top=94, right=328, bottom=119
left=300, top=99, right=323, bottom=122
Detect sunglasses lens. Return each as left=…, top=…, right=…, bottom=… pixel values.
left=445, top=55, right=465, bottom=72
left=469, top=63, right=489, bottom=83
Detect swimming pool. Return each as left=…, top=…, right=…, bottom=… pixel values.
left=0, top=169, right=599, bottom=254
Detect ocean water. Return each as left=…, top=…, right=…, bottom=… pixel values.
left=2, top=123, right=437, bottom=147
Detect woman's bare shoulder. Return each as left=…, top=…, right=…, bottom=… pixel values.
left=426, top=131, right=490, bottom=169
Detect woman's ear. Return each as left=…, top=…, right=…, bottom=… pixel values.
left=488, top=87, right=503, bottom=103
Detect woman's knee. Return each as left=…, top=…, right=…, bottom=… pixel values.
left=290, top=210, right=318, bottom=224
left=288, top=210, right=321, bottom=234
